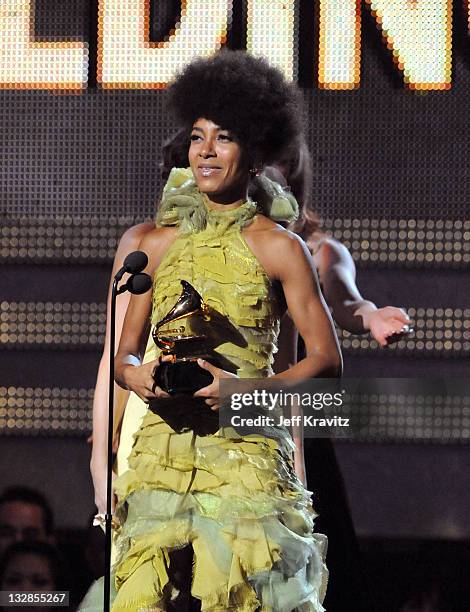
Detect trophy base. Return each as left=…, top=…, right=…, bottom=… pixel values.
left=154, top=359, right=215, bottom=395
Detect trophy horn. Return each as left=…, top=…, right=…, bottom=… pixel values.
left=152, top=280, right=208, bottom=352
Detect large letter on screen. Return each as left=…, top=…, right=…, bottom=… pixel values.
left=318, top=0, right=361, bottom=89
left=98, top=0, right=230, bottom=88
left=0, top=0, right=88, bottom=89
left=366, top=0, right=452, bottom=89
left=246, top=0, right=296, bottom=81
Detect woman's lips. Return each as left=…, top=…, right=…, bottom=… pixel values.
left=198, top=166, right=221, bottom=177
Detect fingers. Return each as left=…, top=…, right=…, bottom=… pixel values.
left=139, top=385, right=169, bottom=403
left=205, top=398, right=219, bottom=411
left=383, top=326, right=413, bottom=346
left=197, top=358, right=218, bottom=374
left=384, top=322, right=412, bottom=338
left=193, top=382, right=216, bottom=398
left=375, top=334, right=388, bottom=347
left=382, top=306, right=412, bottom=324
left=372, top=317, right=413, bottom=347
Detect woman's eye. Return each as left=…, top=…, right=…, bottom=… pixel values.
left=190, top=134, right=201, bottom=141
left=217, top=134, right=232, bottom=142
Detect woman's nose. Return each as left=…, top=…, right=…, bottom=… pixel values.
left=200, top=139, right=215, bottom=157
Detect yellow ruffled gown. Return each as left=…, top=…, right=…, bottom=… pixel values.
left=80, top=169, right=328, bottom=611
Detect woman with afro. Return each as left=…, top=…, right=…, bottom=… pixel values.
left=83, top=50, right=342, bottom=610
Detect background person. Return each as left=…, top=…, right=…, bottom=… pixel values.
left=0, top=541, right=70, bottom=612
left=0, top=487, right=55, bottom=558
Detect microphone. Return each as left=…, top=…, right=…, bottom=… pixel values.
left=126, top=272, right=152, bottom=295
left=114, top=250, right=148, bottom=281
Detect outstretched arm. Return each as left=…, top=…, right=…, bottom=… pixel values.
left=90, top=222, right=154, bottom=513
left=312, top=237, right=411, bottom=346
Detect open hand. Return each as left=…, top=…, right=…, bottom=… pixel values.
left=193, top=359, right=238, bottom=411
left=368, top=307, right=412, bottom=347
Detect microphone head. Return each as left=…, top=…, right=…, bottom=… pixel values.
left=123, top=250, right=148, bottom=274
left=127, top=273, right=152, bottom=295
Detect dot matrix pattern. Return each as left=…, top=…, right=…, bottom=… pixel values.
left=318, top=0, right=361, bottom=89
left=346, top=392, right=470, bottom=443
left=98, top=0, right=230, bottom=87
left=246, top=0, right=297, bottom=81
left=0, top=0, right=88, bottom=90
left=337, top=307, right=470, bottom=357
left=1, top=301, right=468, bottom=358
left=0, top=386, right=93, bottom=436
left=365, top=0, right=452, bottom=90
left=1, top=217, right=468, bottom=268
left=1, top=385, right=468, bottom=442
left=0, top=2, right=468, bottom=440
left=0, top=301, right=106, bottom=350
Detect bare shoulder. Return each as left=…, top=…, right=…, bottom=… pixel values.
left=244, top=215, right=310, bottom=280
left=112, top=222, right=155, bottom=272
left=247, top=215, right=305, bottom=250
left=308, top=233, right=354, bottom=271
left=138, top=225, right=178, bottom=255
left=119, top=221, right=155, bottom=249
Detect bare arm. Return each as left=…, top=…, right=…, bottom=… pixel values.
left=274, top=315, right=306, bottom=485
left=312, top=237, right=411, bottom=345
left=271, top=232, right=342, bottom=380
left=114, top=227, right=177, bottom=398
left=196, top=226, right=342, bottom=408
left=90, top=222, right=154, bottom=513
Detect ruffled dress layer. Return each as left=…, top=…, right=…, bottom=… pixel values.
left=80, top=168, right=328, bottom=611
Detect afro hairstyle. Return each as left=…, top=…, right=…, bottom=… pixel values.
left=167, top=50, right=302, bottom=166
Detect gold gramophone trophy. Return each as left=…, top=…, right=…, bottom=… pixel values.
left=152, top=280, right=215, bottom=395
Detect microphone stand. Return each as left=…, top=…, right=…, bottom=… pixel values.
left=99, top=251, right=151, bottom=611
left=104, top=276, right=119, bottom=612
left=103, top=272, right=150, bottom=610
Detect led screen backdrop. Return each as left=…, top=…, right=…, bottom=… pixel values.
left=0, top=0, right=469, bottom=439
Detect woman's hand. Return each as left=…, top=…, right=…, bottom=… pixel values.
left=193, top=358, right=238, bottom=411
left=120, top=357, right=171, bottom=402
left=366, top=307, right=412, bottom=347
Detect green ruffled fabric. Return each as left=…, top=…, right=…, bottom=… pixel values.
left=155, top=167, right=299, bottom=233
left=79, top=168, right=327, bottom=612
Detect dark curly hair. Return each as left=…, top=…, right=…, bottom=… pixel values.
left=167, top=50, right=302, bottom=166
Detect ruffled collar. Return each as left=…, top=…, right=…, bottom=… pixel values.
left=156, top=167, right=299, bottom=234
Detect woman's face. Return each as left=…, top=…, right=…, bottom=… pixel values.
left=189, top=118, right=250, bottom=206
